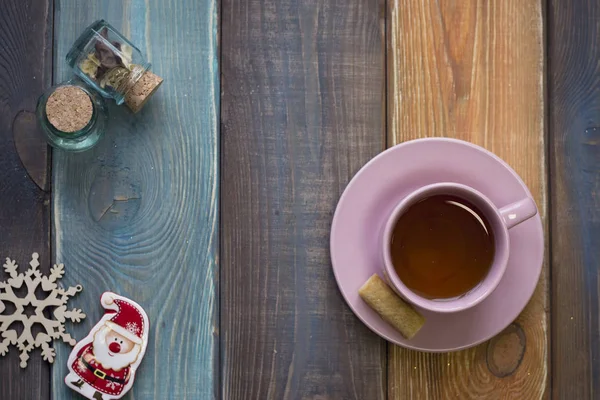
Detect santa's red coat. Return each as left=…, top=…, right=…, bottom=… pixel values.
left=72, top=343, right=130, bottom=396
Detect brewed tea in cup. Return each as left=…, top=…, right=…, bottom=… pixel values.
left=382, top=183, right=538, bottom=313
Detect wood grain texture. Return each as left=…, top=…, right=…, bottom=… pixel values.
left=220, top=0, right=386, bottom=398
left=387, top=0, right=548, bottom=398
left=0, top=0, right=52, bottom=399
left=51, top=1, right=219, bottom=398
left=548, top=0, right=600, bottom=398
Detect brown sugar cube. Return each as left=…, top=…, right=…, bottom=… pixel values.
left=359, top=274, right=425, bottom=339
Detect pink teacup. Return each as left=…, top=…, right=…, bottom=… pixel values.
left=382, top=182, right=538, bottom=313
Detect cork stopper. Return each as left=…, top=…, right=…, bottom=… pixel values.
left=124, top=70, right=163, bottom=113
left=45, top=86, right=93, bottom=132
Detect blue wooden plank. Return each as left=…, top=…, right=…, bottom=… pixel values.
left=51, top=1, right=218, bottom=398
left=549, top=1, right=600, bottom=396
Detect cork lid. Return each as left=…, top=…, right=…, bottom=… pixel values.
left=124, top=70, right=163, bottom=113
left=45, top=86, right=93, bottom=132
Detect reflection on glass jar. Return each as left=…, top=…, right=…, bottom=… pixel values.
left=66, top=20, right=163, bottom=113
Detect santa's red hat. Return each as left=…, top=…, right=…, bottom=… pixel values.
left=101, top=293, right=145, bottom=345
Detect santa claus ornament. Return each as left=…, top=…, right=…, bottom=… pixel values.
left=65, top=292, right=149, bottom=400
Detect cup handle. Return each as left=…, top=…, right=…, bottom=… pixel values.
left=499, top=197, right=538, bottom=229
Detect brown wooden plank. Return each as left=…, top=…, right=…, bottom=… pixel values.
left=0, top=0, right=52, bottom=399
left=220, top=0, right=387, bottom=398
left=387, top=1, right=548, bottom=398
left=548, top=0, right=600, bottom=398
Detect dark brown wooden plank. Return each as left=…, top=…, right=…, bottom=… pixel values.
left=0, top=0, right=52, bottom=399
left=549, top=0, right=600, bottom=398
left=220, top=0, right=386, bottom=398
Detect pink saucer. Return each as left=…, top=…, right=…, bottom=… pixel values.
left=330, top=138, right=544, bottom=352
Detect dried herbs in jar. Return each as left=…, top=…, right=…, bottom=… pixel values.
left=66, top=20, right=162, bottom=113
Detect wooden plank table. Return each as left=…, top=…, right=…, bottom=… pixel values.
left=0, top=1, right=52, bottom=399
left=387, top=1, right=547, bottom=398
left=0, top=0, right=598, bottom=399
left=549, top=0, right=600, bottom=398
left=220, top=1, right=387, bottom=398
left=50, top=1, right=219, bottom=399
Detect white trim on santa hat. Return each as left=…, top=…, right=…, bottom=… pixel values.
left=106, top=321, right=143, bottom=344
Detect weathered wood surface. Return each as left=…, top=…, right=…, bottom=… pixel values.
left=51, top=1, right=219, bottom=398
left=549, top=0, right=600, bottom=398
left=5, top=0, right=600, bottom=398
left=220, top=0, right=387, bottom=398
left=387, top=0, right=548, bottom=398
left=0, top=0, right=52, bottom=399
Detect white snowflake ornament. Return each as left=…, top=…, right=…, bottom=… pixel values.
left=0, top=253, right=85, bottom=368
left=126, top=321, right=139, bottom=335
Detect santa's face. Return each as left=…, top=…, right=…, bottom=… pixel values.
left=93, top=326, right=140, bottom=371
left=106, top=331, right=135, bottom=355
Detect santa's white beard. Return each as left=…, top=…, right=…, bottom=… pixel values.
left=93, top=326, right=140, bottom=371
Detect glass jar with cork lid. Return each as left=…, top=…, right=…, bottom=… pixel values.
left=66, top=20, right=163, bottom=113
left=36, top=80, right=107, bottom=152
left=36, top=20, right=163, bottom=152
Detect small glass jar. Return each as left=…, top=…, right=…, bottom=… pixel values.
left=66, top=20, right=162, bottom=113
left=36, top=80, right=107, bottom=152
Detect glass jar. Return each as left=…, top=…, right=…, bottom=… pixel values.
left=66, top=20, right=162, bottom=113
left=36, top=80, right=107, bottom=152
